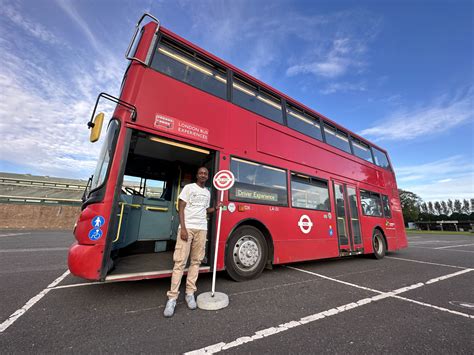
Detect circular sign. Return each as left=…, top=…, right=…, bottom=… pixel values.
left=213, top=170, right=235, bottom=191
left=88, top=228, right=103, bottom=241
left=91, top=216, right=105, bottom=228
left=298, top=215, right=313, bottom=234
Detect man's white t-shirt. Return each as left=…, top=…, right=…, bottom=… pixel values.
left=179, top=183, right=211, bottom=230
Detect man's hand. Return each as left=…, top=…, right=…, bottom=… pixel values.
left=216, top=202, right=224, bottom=209
left=180, top=228, right=188, bottom=242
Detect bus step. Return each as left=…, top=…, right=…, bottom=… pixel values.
left=154, top=241, right=167, bottom=252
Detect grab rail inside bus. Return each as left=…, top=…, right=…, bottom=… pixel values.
left=88, top=93, right=138, bottom=130
left=125, top=13, right=160, bottom=66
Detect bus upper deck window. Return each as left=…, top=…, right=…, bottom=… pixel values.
left=372, top=147, right=391, bottom=170
left=151, top=41, right=227, bottom=100
left=324, top=124, right=351, bottom=154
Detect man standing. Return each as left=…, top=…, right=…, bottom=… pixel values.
left=164, top=167, right=221, bottom=317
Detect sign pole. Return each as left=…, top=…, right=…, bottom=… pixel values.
left=211, top=190, right=224, bottom=297
left=197, top=170, right=234, bottom=311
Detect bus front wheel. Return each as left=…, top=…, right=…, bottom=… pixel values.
left=225, top=226, right=268, bottom=281
left=372, top=230, right=386, bottom=259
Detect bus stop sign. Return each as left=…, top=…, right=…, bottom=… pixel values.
left=213, top=170, right=235, bottom=191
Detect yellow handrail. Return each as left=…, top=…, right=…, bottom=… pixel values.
left=113, top=203, right=126, bottom=243
left=145, top=206, right=168, bottom=212
left=175, top=166, right=182, bottom=211
left=114, top=202, right=142, bottom=243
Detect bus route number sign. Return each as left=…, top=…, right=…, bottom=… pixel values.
left=213, top=170, right=235, bottom=191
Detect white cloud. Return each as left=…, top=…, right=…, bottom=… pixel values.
left=320, top=81, right=367, bottom=95
left=55, top=0, right=101, bottom=52
left=286, top=38, right=356, bottom=78
left=176, top=2, right=379, bottom=91
left=396, top=156, right=474, bottom=201
left=285, top=11, right=380, bottom=82
left=438, top=178, right=452, bottom=183
left=0, top=2, right=126, bottom=179
left=359, top=88, right=473, bottom=141
left=0, top=3, right=61, bottom=45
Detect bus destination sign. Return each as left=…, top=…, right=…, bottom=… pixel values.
left=235, top=188, right=278, bottom=202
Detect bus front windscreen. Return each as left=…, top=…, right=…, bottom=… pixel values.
left=90, top=119, right=120, bottom=191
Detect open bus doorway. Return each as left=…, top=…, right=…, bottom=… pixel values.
left=106, top=131, right=216, bottom=281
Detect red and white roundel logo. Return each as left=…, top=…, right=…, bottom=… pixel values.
left=213, top=170, right=235, bottom=191
left=298, top=215, right=313, bottom=234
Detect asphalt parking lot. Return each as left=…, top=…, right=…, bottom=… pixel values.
left=1, top=230, right=473, bottom=353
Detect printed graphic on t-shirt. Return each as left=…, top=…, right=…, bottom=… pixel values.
left=188, top=191, right=209, bottom=208
left=179, top=183, right=210, bottom=230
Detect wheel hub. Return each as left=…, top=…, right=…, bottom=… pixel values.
left=234, top=236, right=260, bottom=268
left=375, top=236, right=382, bottom=253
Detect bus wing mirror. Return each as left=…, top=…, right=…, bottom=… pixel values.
left=89, top=113, right=104, bottom=142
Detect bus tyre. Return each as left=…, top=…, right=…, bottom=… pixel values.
left=372, top=230, right=386, bottom=259
left=225, top=226, right=268, bottom=282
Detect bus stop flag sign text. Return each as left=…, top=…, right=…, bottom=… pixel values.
left=197, top=170, right=234, bottom=310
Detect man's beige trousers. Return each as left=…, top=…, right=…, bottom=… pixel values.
left=167, top=228, right=207, bottom=299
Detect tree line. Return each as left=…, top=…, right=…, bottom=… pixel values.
left=398, top=189, right=473, bottom=223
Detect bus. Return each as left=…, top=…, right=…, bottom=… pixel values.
left=68, top=14, right=407, bottom=282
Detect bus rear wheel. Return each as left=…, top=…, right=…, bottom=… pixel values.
left=225, top=226, right=268, bottom=282
left=372, top=229, right=386, bottom=259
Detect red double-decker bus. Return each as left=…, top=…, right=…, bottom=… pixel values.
left=68, top=14, right=407, bottom=282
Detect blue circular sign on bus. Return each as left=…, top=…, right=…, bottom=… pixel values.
left=91, top=216, right=105, bottom=228
left=88, top=228, right=103, bottom=241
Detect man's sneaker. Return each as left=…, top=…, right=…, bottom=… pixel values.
left=185, top=294, right=197, bottom=310
left=163, top=299, right=177, bottom=317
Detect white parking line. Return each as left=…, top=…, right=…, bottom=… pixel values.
left=435, top=243, right=474, bottom=250
left=51, top=282, right=104, bottom=290
left=286, top=266, right=381, bottom=293
left=386, top=256, right=467, bottom=269
left=409, top=240, right=458, bottom=244
left=394, top=295, right=474, bottom=319
left=185, top=293, right=392, bottom=355
left=0, top=247, right=69, bottom=253
left=0, top=233, right=31, bottom=238
left=410, top=246, right=474, bottom=253
left=185, top=267, right=473, bottom=354
left=0, top=270, right=70, bottom=333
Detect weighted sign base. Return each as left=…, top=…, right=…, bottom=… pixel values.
left=197, top=292, right=229, bottom=311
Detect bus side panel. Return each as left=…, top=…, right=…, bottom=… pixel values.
left=360, top=217, right=396, bottom=253
left=217, top=203, right=339, bottom=268
left=274, top=207, right=339, bottom=264
left=68, top=243, right=104, bottom=280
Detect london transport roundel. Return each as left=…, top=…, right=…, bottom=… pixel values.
left=298, top=215, right=313, bottom=234
left=213, top=170, right=235, bottom=191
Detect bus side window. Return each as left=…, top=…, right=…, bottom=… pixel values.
left=144, top=179, right=166, bottom=200
left=360, top=190, right=383, bottom=217
left=229, top=157, right=288, bottom=206
left=372, top=147, right=391, bottom=170
left=290, top=173, right=330, bottom=211
left=382, top=195, right=392, bottom=218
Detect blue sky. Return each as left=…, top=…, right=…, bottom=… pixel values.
left=0, top=0, right=472, bottom=202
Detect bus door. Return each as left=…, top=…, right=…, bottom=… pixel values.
left=110, top=132, right=214, bottom=272
left=333, top=182, right=363, bottom=255
left=114, top=173, right=178, bottom=252
left=137, top=176, right=177, bottom=250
